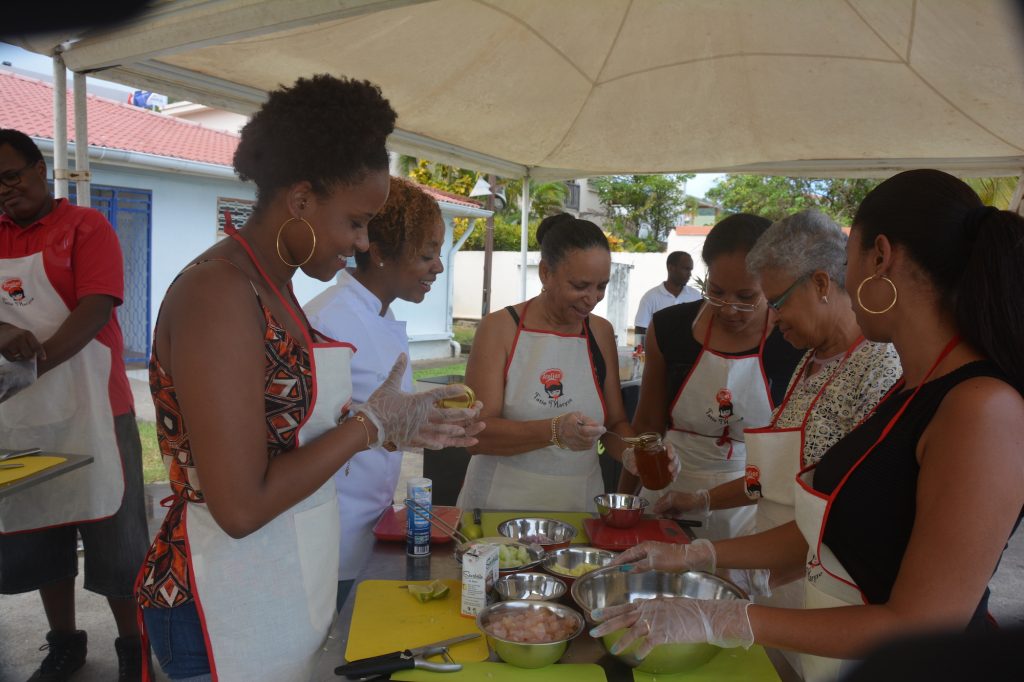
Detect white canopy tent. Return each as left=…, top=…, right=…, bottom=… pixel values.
left=16, top=0, right=1024, bottom=295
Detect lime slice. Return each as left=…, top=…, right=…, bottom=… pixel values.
left=428, top=580, right=450, bottom=599
left=406, top=584, right=434, bottom=603
left=463, top=524, right=483, bottom=540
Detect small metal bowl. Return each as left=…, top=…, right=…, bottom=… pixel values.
left=476, top=600, right=584, bottom=668
left=572, top=566, right=747, bottom=674
left=541, top=546, right=616, bottom=586
left=495, top=572, right=567, bottom=602
left=453, top=538, right=545, bottom=574
left=594, top=493, right=649, bottom=529
left=497, top=517, right=578, bottom=551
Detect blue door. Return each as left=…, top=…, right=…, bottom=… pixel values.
left=63, top=184, right=153, bottom=364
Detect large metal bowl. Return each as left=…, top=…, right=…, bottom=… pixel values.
left=594, top=493, right=649, bottom=528
left=571, top=567, right=747, bottom=674
left=541, top=546, right=616, bottom=586
left=497, top=517, right=578, bottom=551
left=476, top=600, right=584, bottom=668
left=495, top=572, right=567, bottom=602
left=453, top=537, right=545, bottom=574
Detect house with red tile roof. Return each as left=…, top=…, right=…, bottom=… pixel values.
left=1, top=70, right=489, bottom=362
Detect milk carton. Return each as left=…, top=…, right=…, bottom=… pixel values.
left=460, top=543, right=499, bottom=617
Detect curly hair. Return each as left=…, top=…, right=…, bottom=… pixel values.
left=355, top=177, right=443, bottom=268
left=234, top=74, right=396, bottom=208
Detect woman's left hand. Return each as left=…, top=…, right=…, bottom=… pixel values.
left=590, top=597, right=754, bottom=658
left=621, top=442, right=681, bottom=482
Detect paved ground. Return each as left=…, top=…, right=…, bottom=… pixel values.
left=3, top=370, right=1022, bottom=681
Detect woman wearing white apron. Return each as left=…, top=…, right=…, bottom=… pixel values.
left=305, top=177, right=446, bottom=610
left=625, top=214, right=803, bottom=541
left=458, top=214, right=665, bottom=513
left=134, top=77, right=482, bottom=682
left=641, top=211, right=901, bottom=615
left=593, top=171, right=1024, bottom=682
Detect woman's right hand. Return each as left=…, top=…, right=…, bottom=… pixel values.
left=555, top=412, right=606, bottom=450
left=361, top=354, right=485, bottom=450
left=608, top=538, right=716, bottom=573
left=653, top=489, right=711, bottom=518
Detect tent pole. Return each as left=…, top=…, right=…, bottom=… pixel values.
left=73, top=72, right=91, bottom=208
left=519, top=175, right=531, bottom=300
left=52, top=54, right=68, bottom=200
left=1009, top=173, right=1024, bottom=216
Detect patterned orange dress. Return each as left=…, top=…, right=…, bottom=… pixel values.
left=136, top=300, right=312, bottom=608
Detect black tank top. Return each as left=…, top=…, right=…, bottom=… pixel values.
left=652, top=301, right=804, bottom=409
left=814, top=360, right=1023, bottom=630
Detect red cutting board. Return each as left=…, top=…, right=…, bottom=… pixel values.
left=373, top=505, right=462, bottom=543
left=583, top=518, right=690, bottom=552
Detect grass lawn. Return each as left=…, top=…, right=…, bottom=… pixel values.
left=412, top=362, right=467, bottom=381
left=453, top=322, right=476, bottom=346
left=138, top=420, right=167, bottom=484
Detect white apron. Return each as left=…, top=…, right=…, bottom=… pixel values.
left=458, top=300, right=606, bottom=512
left=649, top=309, right=773, bottom=541
left=793, top=337, right=956, bottom=682
left=0, top=251, right=123, bottom=532
left=178, top=230, right=351, bottom=682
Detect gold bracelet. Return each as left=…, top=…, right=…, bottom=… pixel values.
left=353, top=413, right=374, bottom=450
left=550, top=415, right=566, bottom=449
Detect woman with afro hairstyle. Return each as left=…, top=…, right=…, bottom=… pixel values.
left=135, top=76, right=483, bottom=681
left=305, top=176, right=447, bottom=611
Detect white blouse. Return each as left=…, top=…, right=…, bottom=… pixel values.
left=774, top=340, right=902, bottom=466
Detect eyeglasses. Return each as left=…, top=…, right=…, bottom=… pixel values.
left=0, top=161, right=36, bottom=189
left=702, top=293, right=760, bottom=313
left=766, top=273, right=811, bottom=312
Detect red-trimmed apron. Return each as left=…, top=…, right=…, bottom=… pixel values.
left=457, top=299, right=607, bottom=512
left=144, top=228, right=353, bottom=681
left=0, top=250, right=123, bottom=532
left=648, top=309, right=773, bottom=541
left=793, top=337, right=957, bottom=682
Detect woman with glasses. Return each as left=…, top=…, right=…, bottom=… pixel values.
left=621, top=214, right=803, bottom=541
left=596, top=171, right=1024, bottom=682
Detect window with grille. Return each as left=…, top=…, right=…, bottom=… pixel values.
left=217, top=197, right=255, bottom=237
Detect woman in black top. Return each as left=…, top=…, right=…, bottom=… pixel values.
left=595, top=170, right=1024, bottom=679
left=621, top=214, right=803, bottom=541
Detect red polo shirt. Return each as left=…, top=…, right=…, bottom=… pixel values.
left=0, top=199, right=134, bottom=417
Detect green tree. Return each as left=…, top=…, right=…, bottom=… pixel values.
left=500, top=179, right=569, bottom=221
left=408, top=159, right=477, bottom=196
left=452, top=215, right=540, bottom=251
left=965, top=177, right=1018, bottom=209
left=705, top=175, right=878, bottom=224
left=590, top=174, right=693, bottom=242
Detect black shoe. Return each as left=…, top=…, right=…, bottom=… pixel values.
left=114, top=635, right=146, bottom=682
left=27, top=630, right=87, bottom=682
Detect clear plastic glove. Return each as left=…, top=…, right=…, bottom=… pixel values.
left=725, top=567, right=772, bottom=599
left=653, top=489, right=711, bottom=518
left=590, top=596, right=754, bottom=657
left=554, top=411, right=606, bottom=450
left=608, top=538, right=716, bottom=573
left=621, top=442, right=681, bottom=481
left=361, top=354, right=485, bottom=450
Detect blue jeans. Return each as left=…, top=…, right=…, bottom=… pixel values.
left=143, top=602, right=212, bottom=681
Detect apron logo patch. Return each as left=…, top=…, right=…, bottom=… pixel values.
left=1, top=277, right=32, bottom=306
left=745, top=464, right=762, bottom=498
left=535, top=368, right=573, bottom=408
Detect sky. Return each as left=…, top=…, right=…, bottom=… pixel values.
left=2, top=43, right=726, bottom=199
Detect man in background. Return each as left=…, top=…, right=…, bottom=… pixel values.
left=634, top=251, right=701, bottom=336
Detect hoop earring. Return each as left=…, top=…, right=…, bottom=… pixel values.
left=276, top=217, right=316, bottom=268
left=856, top=275, right=898, bottom=314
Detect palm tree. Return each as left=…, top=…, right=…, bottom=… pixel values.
left=965, top=177, right=1019, bottom=209
left=499, top=179, right=568, bottom=221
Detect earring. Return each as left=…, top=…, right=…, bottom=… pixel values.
left=821, top=296, right=829, bottom=304
left=379, top=262, right=384, bottom=268
left=855, top=275, right=897, bottom=314
left=275, top=217, right=316, bottom=267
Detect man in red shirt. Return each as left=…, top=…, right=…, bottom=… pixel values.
left=0, top=129, right=148, bottom=681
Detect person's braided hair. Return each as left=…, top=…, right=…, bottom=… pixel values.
left=234, top=74, right=396, bottom=209
left=355, top=177, right=443, bottom=268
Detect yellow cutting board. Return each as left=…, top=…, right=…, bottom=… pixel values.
left=632, top=645, right=781, bottom=681
left=478, top=512, right=594, bottom=544
left=394, top=661, right=607, bottom=681
left=0, top=456, right=66, bottom=486
left=345, top=580, right=489, bottom=663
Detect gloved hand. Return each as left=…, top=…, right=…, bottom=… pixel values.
left=725, top=567, right=772, bottom=599
left=607, top=538, right=716, bottom=573
left=590, top=596, right=754, bottom=657
left=552, top=412, right=606, bottom=450
left=361, top=354, right=485, bottom=449
left=621, top=442, right=681, bottom=481
left=653, top=489, right=711, bottom=518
